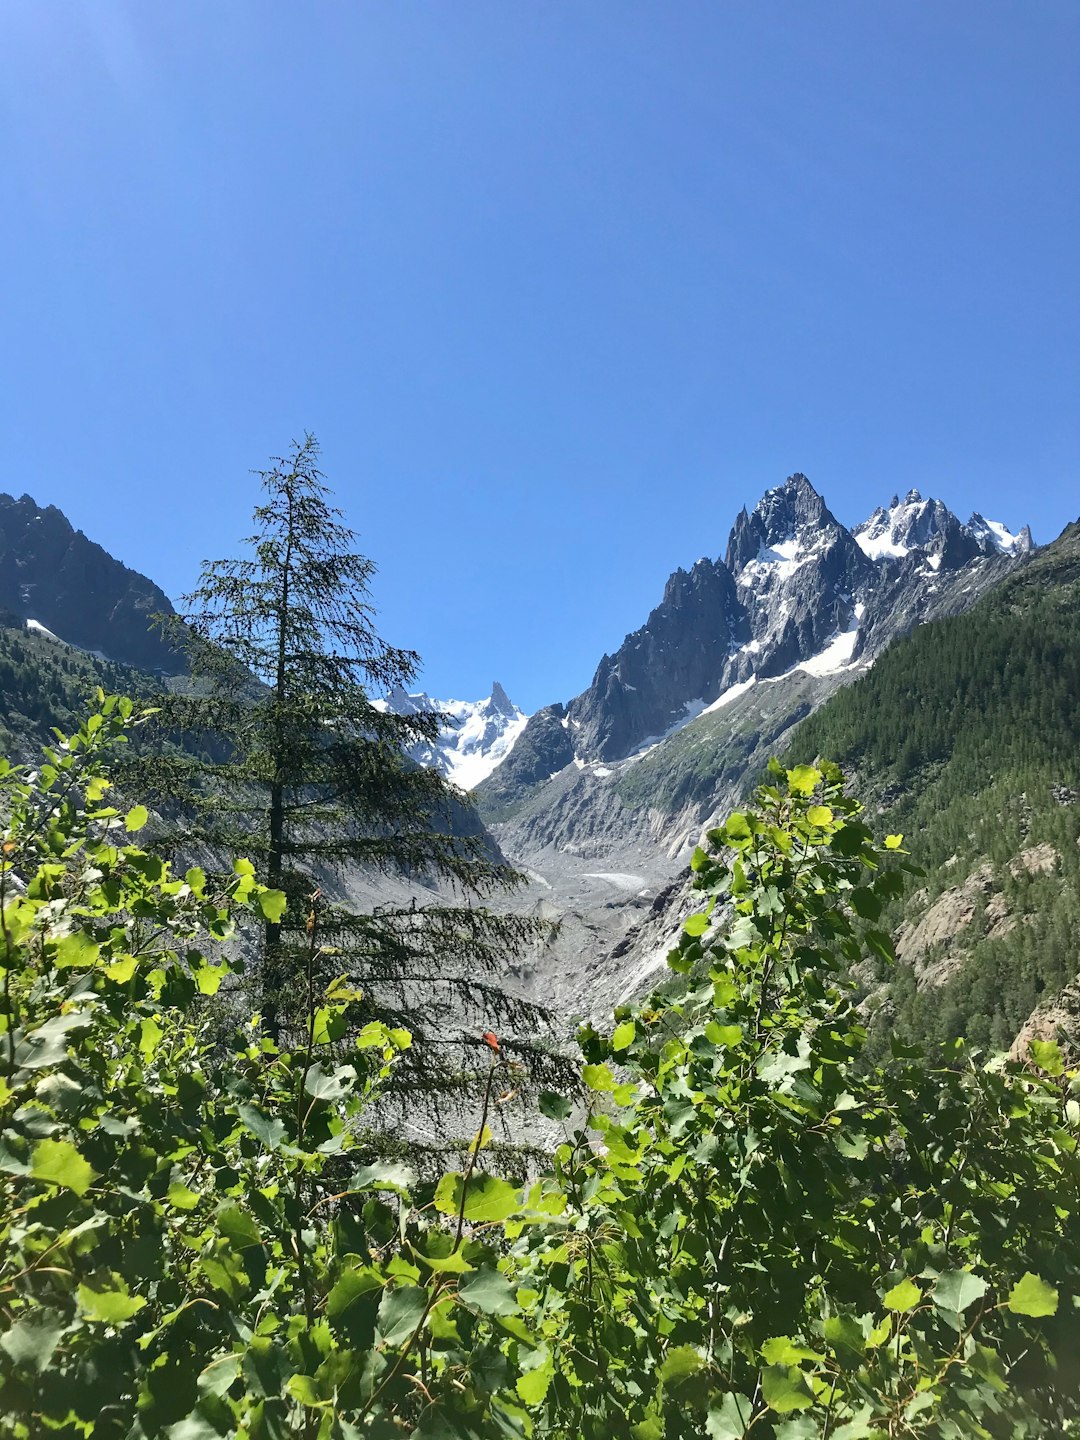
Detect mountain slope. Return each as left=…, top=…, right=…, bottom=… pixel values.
left=478, top=473, right=1031, bottom=1021
left=785, top=516, right=1080, bottom=1056
left=481, top=475, right=1028, bottom=828
left=0, top=493, right=181, bottom=672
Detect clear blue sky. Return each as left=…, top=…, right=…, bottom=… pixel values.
left=3, top=2, right=1077, bottom=711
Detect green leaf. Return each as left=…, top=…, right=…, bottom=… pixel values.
left=705, top=1022, right=742, bottom=1047
left=31, top=1138, right=95, bottom=1197
left=582, top=1063, right=616, bottom=1092
left=286, top=1374, right=328, bottom=1408
left=786, top=765, right=821, bottom=797
left=237, top=1103, right=285, bottom=1150
left=167, top=1183, right=201, bottom=1211
left=0, top=1311, right=65, bottom=1374
left=516, top=1351, right=554, bottom=1405
left=658, top=1344, right=704, bottom=1383
left=1006, top=1272, right=1058, bottom=1317
left=849, top=888, right=882, bottom=920
left=349, top=1160, right=416, bottom=1197
left=165, top=1412, right=226, bottom=1440
left=104, top=955, right=137, bottom=984
left=823, top=1313, right=865, bottom=1356
left=882, top=1278, right=922, bottom=1312
left=433, top=1171, right=520, bottom=1224
left=884, top=834, right=904, bottom=849
left=538, top=1090, right=573, bottom=1122
left=326, top=1265, right=384, bottom=1318
left=706, top=1393, right=753, bottom=1439
left=197, top=1352, right=242, bottom=1397
left=761, top=1337, right=823, bottom=1366
left=458, top=1265, right=519, bottom=1316
left=762, top=1365, right=815, bottom=1413
left=933, top=1269, right=988, bottom=1316
left=193, top=964, right=226, bottom=996
left=77, top=1277, right=146, bottom=1324
left=723, top=813, right=754, bottom=847
left=612, top=1019, right=636, bottom=1051
left=54, top=931, right=101, bottom=970
left=303, top=1062, right=352, bottom=1104
left=684, top=913, right=710, bottom=937
left=377, top=1283, right=428, bottom=1345
left=256, top=888, right=287, bottom=923
left=806, top=805, right=833, bottom=827
left=215, top=1205, right=262, bottom=1250
left=1030, top=1038, right=1064, bottom=1076
left=125, top=804, right=149, bottom=832
left=412, top=1245, right=474, bottom=1275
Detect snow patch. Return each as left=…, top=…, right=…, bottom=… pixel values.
left=583, top=872, right=647, bottom=890
left=703, top=676, right=757, bottom=714
left=26, top=619, right=62, bottom=642
left=855, top=531, right=910, bottom=561
left=738, top=535, right=811, bottom=585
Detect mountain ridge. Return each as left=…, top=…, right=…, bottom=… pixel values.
left=0, top=492, right=181, bottom=673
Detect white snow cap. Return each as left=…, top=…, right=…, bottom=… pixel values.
left=374, top=683, right=529, bottom=790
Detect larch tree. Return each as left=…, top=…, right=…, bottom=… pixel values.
left=147, top=435, right=564, bottom=1155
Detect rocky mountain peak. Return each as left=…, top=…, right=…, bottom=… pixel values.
left=854, top=493, right=1028, bottom=567
left=0, top=492, right=181, bottom=673
left=481, top=472, right=1033, bottom=795
left=490, top=680, right=515, bottom=716
left=376, top=682, right=529, bottom=791
left=724, top=473, right=837, bottom=577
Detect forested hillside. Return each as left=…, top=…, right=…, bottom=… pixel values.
left=789, top=519, right=1080, bottom=1055
left=0, top=615, right=150, bottom=758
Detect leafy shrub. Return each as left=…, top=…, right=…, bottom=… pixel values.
left=1, top=705, right=1077, bottom=1437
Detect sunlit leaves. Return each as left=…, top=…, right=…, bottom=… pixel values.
left=1030, top=1038, right=1064, bottom=1076
left=4, top=710, right=1080, bottom=1440
left=77, top=1277, right=146, bottom=1324
left=255, top=888, right=287, bottom=924
left=434, top=1171, right=520, bottom=1224
left=762, top=1364, right=815, bottom=1413
left=882, top=1278, right=922, bottom=1312
left=30, top=1138, right=95, bottom=1196
left=1006, top=1272, right=1058, bottom=1317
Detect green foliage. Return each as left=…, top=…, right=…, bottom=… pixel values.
left=787, top=519, right=1080, bottom=1054
left=3, top=714, right=1078, bottom=1436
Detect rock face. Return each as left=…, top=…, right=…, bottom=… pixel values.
left=475, top=472, right=1032, bottom=1021
left=0, top=493, right=180, bottom=672
left=484, top=474, right=1027, bottom=822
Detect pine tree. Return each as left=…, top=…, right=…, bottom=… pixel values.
left=148, top=435, right=564, bottom=1153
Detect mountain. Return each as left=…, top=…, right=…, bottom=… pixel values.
left=375, top=682, right=528, bottom=790
left=0, top=493, right=181, bottom=673
left=476, top=473, right=1033, bottom=1019
left=782, top=515, right=1080, bottom=1058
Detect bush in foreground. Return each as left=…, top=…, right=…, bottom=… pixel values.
left=0, top=702, right=1077, bottom=1437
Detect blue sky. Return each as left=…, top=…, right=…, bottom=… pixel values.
left=3, top=2, right=1077, bottom=711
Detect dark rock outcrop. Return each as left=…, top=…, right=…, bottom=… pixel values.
left=0, top=493, right=181, bottom=672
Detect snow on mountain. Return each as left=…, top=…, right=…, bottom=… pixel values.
left=375, top=682, right=529, bottom=790
left=854, top=490, right=1030, bottom=563
left=966, top=512, right=1031, bottom=557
